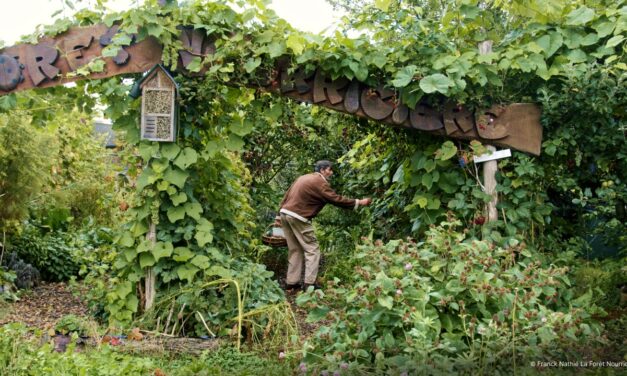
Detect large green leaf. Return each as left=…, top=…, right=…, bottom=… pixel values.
left=377, top=295, right=393, bottom=309
left=566, top=6, right=595, bottom=26
left=391, top=65, right=417, bottom=87
left=174, top=147, right=198, bottom=169
left=184, top=202, right=203, bottom=220
left=115, top=281, right=132, bottom=299
left=160, top=143, right=181, bottom=160
left=414, top=195, right=428, bottom=209
left=139, top=253, right=156, bottom=268
left=186, top=56, right=202, bottom=72
left=566, top=49, right=587, bottom=63
left=593, top=21, right=615, bottom=38
left=226, top=134, right=245, bottom=151
left=173, top=247, right=194, bottom=262
left=151, top=158, right=169, bottom=174
left=205, top=265, right=233, bottom=279
left=307, top=306, right=330, bottom=322
left=122, top=248, right=135, bottom=262
left=421, top=174, right=433, bottom=189
left=419, top=74, right=453, bottom=94
left=137, top=239, right=152, bottom=253
left=195, top=218, right=214, bottom=247
left=117, top=231, right=135, bottom=247
left=0, top=94, right=17, bottom=111
left=170, top=192, right=187, bottom=206
left=163, top=167, right=189, bottom=188
left=606, top=35, right=625, bottom=48
left=243, top=57, right=261, bottom=73
left=230, top=118, right=253, bottom=137
left=286, top=34, right=305, bottom=55
left=580, top=33, right=599, bottom=46
left=136, top=167, right=156, bottom=191
left=156, top=180, right=170, bottom=191
left=267, top=41, right=286, bottom=58
left=176, top=264, right=199, bottom=283
left=139, top=143, right=159, bottom=160
left=167, top=205, right=186, bottom=223
left=191, top=254, right=210, bottom=269
left=427, top=198, right=441, bottom=210
left=436, top=141, right=457, bottom=161
left=535, top=32, right=563, bottom=57
left=152, top=241, right=173, bottom=261
left=460, top=4, right=479, bottom=19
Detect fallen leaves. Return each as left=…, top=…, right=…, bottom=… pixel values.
left=0, top=282, right=88, bottom=329
left=128, top=327, right=144, bottom=341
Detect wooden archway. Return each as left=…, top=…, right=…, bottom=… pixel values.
left=0, top=24, right=541, bottom=155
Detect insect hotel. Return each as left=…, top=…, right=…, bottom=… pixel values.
left=133, top=64, right=178, bottom=142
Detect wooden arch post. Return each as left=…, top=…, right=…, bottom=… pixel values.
left=478, top=40, right=499, bottom=223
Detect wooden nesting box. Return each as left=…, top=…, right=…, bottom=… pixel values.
left=139, top=65, right=178, bottom=142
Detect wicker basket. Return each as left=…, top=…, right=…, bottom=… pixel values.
left=262, top=225, right=287, bottom=247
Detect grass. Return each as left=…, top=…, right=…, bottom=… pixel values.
left=0, top=300, right=11, bottom=321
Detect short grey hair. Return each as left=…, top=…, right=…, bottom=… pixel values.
left=314, top=160, right=333, bottom=172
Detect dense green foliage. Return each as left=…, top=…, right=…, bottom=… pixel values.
left=0, top=114, right=52, bottom=230
left=297, top=219, right=607, bottom=373
left=10, top=222, right=113, bottom=282
left=0, top=324, right=293, bottom=375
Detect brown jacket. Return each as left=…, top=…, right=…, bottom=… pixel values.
left=279, top=173, right=357, bottom=220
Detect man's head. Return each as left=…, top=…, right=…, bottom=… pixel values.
left=314, top=160, right=334, bottom=179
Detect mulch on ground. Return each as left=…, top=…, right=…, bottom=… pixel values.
left=0, top=279, right=322, bottom=353
left=0, top=282, right=88, bottom=329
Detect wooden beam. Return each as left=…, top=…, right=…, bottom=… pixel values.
left=0, top=24, right=543, bottom=155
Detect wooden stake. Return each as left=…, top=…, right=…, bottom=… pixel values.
left=478, top=41, right=499, bottom=223
left=483, top=145, right=499, bottom=222
left=145, top=222, right=157, bottom=310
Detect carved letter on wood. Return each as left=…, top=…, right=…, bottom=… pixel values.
left=65, top=34, right=94, bottom=70
left=313, top=70, right=347, bottom=104
left=25, top=44, right=60, bottom=86
left=99, top=25, right=134, bottom=65
left=361, top=86, right=395, bottom=120
left=443, top=103, right=474, bottom=135
left=280, top=67, right=313, bottom=94
left=344, top=80, right=360, bottom=113
left=178, top=27, right=215, bottom=72
left=409, top=104, right=444, bottom=131
left=0, top=54, right=23, bottom=92
left=392, top=104, right=409, bottom=124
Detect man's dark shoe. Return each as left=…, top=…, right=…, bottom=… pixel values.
left=303, top=283, right=323, bottom=291
left=285, top=283, right=302, bottom=291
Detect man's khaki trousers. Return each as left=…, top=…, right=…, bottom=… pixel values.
left=280, top=213, right=320, bottom=285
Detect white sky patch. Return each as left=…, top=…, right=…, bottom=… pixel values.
left=0, top=0, right=342, bottom=45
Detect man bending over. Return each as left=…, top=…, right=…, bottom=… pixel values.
left=276, top=160, right=372, bottom=291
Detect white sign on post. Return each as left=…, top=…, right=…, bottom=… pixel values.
left=473, top=149, right=512, bottom=164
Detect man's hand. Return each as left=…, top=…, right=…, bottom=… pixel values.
left=359, top=198, right=373, bottom=206
left=273, top=216, right=282, bottom=227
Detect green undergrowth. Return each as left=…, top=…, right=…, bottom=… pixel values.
left=295, top=218, right=621, bottom=375
left=0, top=324, right=295, bottom=376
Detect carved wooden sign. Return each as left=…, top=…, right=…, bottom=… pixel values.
left=0, top=24, right=162, bottom=92
left=272, top=67, right=542, bottom=154
left=0, top=24, right=542, bottom=155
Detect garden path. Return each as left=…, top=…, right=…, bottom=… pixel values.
left=0, top=282, right=88, bottom=329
